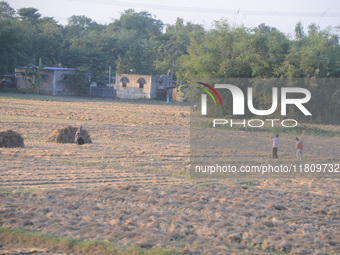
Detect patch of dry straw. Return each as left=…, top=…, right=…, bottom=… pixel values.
left=46, top=126, right=92, bottom=144
left=0, top=129, right=24, bottom=148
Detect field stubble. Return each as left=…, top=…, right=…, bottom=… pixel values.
left=0, top=95, right=339, bottom=255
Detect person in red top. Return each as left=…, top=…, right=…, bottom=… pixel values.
left=295, top=130, right=305, bottom=161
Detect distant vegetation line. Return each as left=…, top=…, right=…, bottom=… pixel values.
left=1, top=1, right=340, bottom=83
left=1, top=1, right=339, bottom=123
left=195, top=120, right=340, bottom=137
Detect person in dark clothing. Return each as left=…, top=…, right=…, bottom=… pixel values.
left=75, top=125, right=84, bottom=145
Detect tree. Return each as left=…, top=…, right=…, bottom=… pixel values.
left=0, top=1, right=15, bottom=20
left=106, top=9, right=164, bottom=74
left=18, top=7, right=41, bottom=25
left=24, top=58, right=44, bottom=94
left=295, top=21, right=305, bottom=40
left=154, top=18, right=204, bottom=75
left=116, top=56, right=127, bottom=73
left=62, top=71, right=90, bottom=95
left=0, top=13, right=31, bottom=75
left=64, top=15, right=101, bottom=39
left=37, top=17, right=64, bottom=66
left=112, top=9, right=163, bottom=37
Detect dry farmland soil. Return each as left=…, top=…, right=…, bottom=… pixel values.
left=0, top=93, right=339, bottom=255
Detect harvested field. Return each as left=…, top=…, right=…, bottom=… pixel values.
left=0, top=94, right=339, bottom=255
left=0, top=95, right=190, bottom=189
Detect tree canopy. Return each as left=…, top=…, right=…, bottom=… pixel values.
left=1, top=1, right=339, bottom=122
left=1, top=1, right=339, bottom=80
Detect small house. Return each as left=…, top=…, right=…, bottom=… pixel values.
left=115, top=73, right=171, bottom=99
left=15, top=67, right=77, bottom=95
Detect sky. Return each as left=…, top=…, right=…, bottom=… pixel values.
left=7, top=0, right=340, bottom=36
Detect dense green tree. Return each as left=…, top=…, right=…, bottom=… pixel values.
left=0, top=1, right=15, bottom=20
left=280, top=23, right=340, bottom=78
left=64, top=15, right=102, bottom=40
left=249, top=24, right=290, bottom=77
left=37, top=17, right=64, bottom=66
left=111, top=9, right=163, bottom=37
left=295, top=21, right=305, bottom=40
left=62, top=71, right=90, bottom=95
left=105, top=9, right=164, bottom=74
left=0, top=16, right=30, bottom=74
left=17, top=7, right=41, bottom=25
left=153, top=18, right=204, bottom=75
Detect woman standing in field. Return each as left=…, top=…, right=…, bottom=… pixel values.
left=296, top=130, right=305, bottom=161
left=75, top=125, right=84, bottom=145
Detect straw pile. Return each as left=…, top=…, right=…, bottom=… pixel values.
left=0, top=130, right=24, bottom=148
left=45, top=126, right=92, bottom=144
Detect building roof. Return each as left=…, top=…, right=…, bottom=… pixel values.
left=16, top=67, right=77, bottom=71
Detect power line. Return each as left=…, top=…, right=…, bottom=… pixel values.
left=70, top=0, right=340, bottom=18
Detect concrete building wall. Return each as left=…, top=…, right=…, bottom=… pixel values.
left=116, top=73, right=171, bottom=99
left=15, top=68, right=53, bottom=94
left=15, top=67, right=76, bottom=95
left=150, top=75, right=168, bottom=98
left=115, top=73, right=152, bottom=99
left=54, top=70, right=76, bottom=96
left=150, top=76, right=157, bottom=99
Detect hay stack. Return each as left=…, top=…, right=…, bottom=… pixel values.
left=46, top=126, right=92, bottom=144
left=0, top=130, right=24, bottom=148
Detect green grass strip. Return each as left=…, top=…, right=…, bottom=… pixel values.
left=0, top=227, right=180, bottom=255
left=0, top=93, right=66, bottom=102
left=195, top=120, right=340, bottom=137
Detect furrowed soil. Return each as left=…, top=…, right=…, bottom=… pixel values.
left=0, top=94, right=339, bottom=255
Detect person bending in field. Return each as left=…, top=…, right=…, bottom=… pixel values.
left=271, top=134, right=279, bottom=159
left=75, top=125, right=84, bottom=145
left=295, top=130, right=305, bottom=161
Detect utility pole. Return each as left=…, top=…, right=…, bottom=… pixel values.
left=109, top=66, right=111, bottom=86
left=170, top=61, right=174, bottom=84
